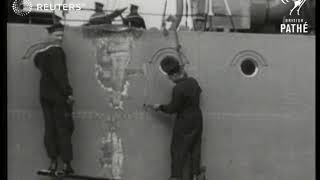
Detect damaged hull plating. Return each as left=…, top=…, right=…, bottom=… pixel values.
left=7, top=24, right=315, bottom=180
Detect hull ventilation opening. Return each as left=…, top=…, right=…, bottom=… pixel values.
left=240, top=58, right=258, bottom=77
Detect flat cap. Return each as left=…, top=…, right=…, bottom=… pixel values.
left=95, top=2, right=104, bottom=8
left=130, top=4, right=139, bottom=9
left=160, top=56, right=180, bottom=75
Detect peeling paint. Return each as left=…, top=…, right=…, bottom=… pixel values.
left=92, top=34, right=133, bottom=110
left=99, top=131, right=124, bottom=179
left=94, top=36, right=131, bottom=109
left=98, top=112, right=125, bottom=179
left=92, top=33, right=145, bottom=110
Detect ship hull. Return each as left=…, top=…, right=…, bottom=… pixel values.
left=7, top=24, right=315, bottom=180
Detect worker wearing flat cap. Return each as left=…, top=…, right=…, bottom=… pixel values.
left=145, top=56, right=205, bottom=180
left=121, top=4, right=146, bottom=29
left=89, top=2, right=110, bottom=24
left=33, top=23, right=75, bottom=174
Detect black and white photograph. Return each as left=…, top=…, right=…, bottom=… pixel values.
left=6, top=0, right=316, bottom=180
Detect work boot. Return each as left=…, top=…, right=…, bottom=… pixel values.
left=62, top=162, right=74, bottom=174
left=195, top=173, right=205, bottom=180
left=48, top=159, right=58, bottom=172
left=195, top=166, right=206, bottom=180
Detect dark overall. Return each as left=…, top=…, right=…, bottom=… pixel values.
left=34, top=46, right=74, bottom=162
left=159, top=76, right=203, bottom=178
left=122, top=13, right=146, bottom=29
left=89, top=12, right=113, bottom=25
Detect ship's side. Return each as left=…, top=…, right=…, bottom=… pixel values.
left=7, top=24, right=315, bottom=180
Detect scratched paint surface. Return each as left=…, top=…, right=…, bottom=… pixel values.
left=72, top=30, right=147, bottom=179
left=88, top=32, right=138, bottom=178
left=96, top=111, right=124, bottom=179
left=92, top=33, right=134, bottom=110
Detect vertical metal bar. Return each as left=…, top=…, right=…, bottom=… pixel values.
left=63, top=0, right=67, bottom=24
left=223, top=0, right=235, bottom=30
left=161, top=0, right=168, bottom=30
left=207, top=0, right=214, bottom=30
left=185, top=0, right=188, bottom=27
left=51, top=0, right=56, bottom=24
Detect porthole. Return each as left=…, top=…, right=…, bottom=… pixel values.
left=149, top=47, right=189, bottom=65
left=239, top=58, right=258, bottom=77
left=231, top=50, right=267, bottom=78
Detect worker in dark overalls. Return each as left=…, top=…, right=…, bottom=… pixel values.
left=146, top=56, right=204, bottom=180
left=33, top=23, right=74, bottom=174
left=88, top=1, right=126, bottom=25
left=89, top=2, right=111, bottom=25
left=121, top=4, right=146, bottom=29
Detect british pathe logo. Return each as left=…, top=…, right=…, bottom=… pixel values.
left=12, top=0, right=32, bottom=16
left=281, top=0, right=307, bottom=16
left=280, top=0, right=310, bottom=34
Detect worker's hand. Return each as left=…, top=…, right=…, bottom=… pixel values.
left=152, top=104, right=161, bottom=111
left=66, top=95, right=75, bottom=105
